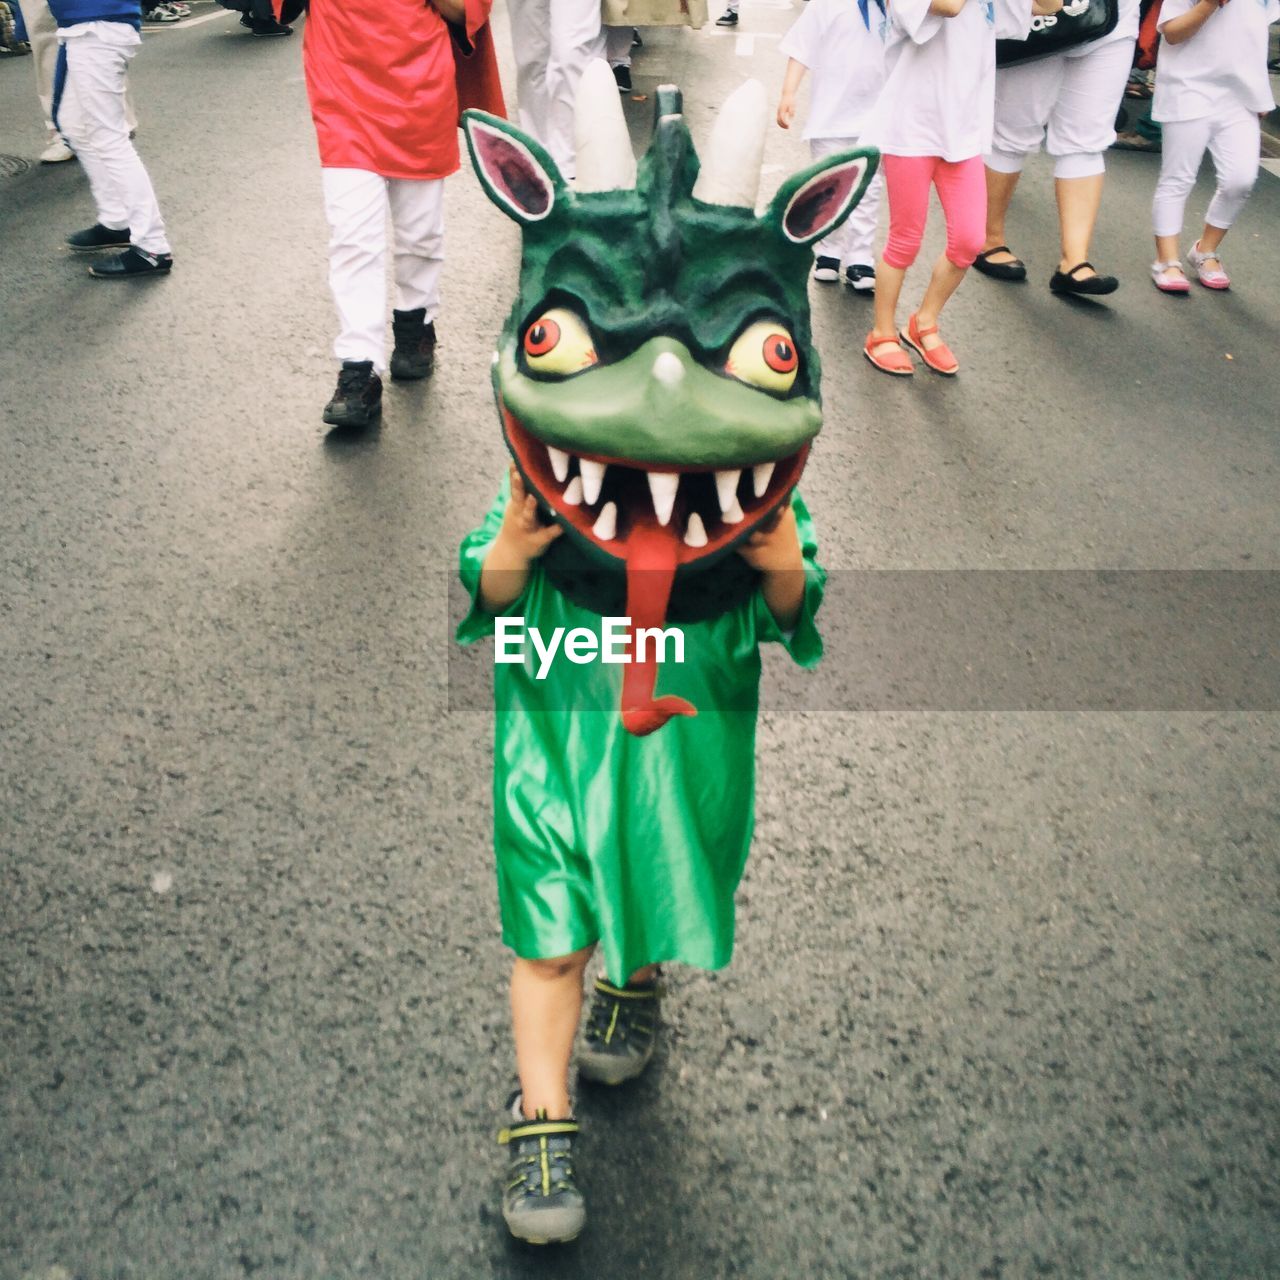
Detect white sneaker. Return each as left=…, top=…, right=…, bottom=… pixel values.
left=40, top=137, right=74, bottom=164
left=142, top=4, right=183, bottom=20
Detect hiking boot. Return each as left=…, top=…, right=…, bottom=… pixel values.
left=389, top=309, right=436, bottom=381
left=498, top=1095, right=585, bottom=1245
left=67, top=223, right=130, bottom=252
left=323, top=360, right=382, bottom=428
left=578, top=973, right=659, bottom=1085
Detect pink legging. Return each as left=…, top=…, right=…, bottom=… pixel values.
left=881, top=154, right=987, bottom=271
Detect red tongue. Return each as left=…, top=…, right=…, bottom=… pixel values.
left=620, top=523, right=697, bottom=736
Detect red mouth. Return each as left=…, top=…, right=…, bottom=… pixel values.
left=503, top=406, right=807, bottom=562
left=503, top=406, right=809, bottom=737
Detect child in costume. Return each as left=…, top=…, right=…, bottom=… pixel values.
left=776, top=0, right=887, bottom=292
left=456, top=64, right=877, bottom=1244
left=1148, top=0, right=1278, bottom=294
left=299, top=0, right=504, bottom=429
left=860, top=0, right=1058, bottom=377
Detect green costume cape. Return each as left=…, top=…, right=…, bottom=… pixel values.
left=457, top=479, right=824, bottom=982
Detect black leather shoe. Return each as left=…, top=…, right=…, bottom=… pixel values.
left=973, top=245, right=1027, bottom=282
left=249, top=16, right=291, bottom=34
left=1050, top=261, right=1118, bottom=296
left=389, top=310, right=437, bottom=381
left=612, top=63, right=632, bottom=93
left=323, top=360, right=383, bottom=428
left=67, top=223, right=131, bottom=252
left=88, top=247, right=172, bottom=278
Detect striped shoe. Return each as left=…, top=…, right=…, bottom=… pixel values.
left=498, top=1095, right=585, bottom=1245
left=578, top=974, right=660, bottom=1085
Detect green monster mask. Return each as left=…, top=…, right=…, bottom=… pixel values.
left=464, top=69, right=877, bottom=735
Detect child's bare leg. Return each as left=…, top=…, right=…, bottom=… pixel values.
left=628, top=964, right=659, bottom=985
left=870, top=259, right=906, bottom=342
left=1197, top=223, right=1228, bottom=256
left=915, top=253, right=967, bottom=347
left=511, top=945, right=595, bottom=1119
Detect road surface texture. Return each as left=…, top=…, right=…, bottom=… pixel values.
left=2, top=5, right=1278, bottom=1279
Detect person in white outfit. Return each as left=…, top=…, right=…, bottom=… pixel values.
left=507, top=0, right=605, bottom=178
left=976, top=0, right=1141, bottom=295
left=16, top=0, right=73, bottom=161
left=776, top=0, right=887, bottom=292
left=1149, top=0, right=1279, bottom=293
left=53, top=0, right=172, bottom=278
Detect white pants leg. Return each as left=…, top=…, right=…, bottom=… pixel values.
left=322, top=168, right=392, bottom=370
left=58, top=23, right=168, bottom=253
left=987, top=54, right=1067, bottom=172
left=16, top=0, right=59, bottom=143
left=509, top=0, right=604, bottom=177
left=1152, top=116, right=1212, bottom=238
left=808, top=136, right=882, bottom=267
left=387, top=178, right=445, bottom=318
left=1047, top=38, right=1137, bottom=178
left=1203, top=106, right=1260, bottom=231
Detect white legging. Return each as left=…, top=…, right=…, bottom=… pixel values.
left=1152, top=106, right=1261, bottom=239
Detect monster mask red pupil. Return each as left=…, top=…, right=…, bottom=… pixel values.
left=524, top=319, right=560, bottom=357
left=764, top=336, right=797, bottom=374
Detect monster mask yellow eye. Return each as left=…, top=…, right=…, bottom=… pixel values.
left=522, top=308, right=598, bottom=376
left=725, top=321, right=799, bottom=395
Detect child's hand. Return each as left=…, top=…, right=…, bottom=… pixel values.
left=777, top=94, right=797, bottom=131
left=738, top=504, right=802, bottom=574
left=496, top=464, right=562, bottom=564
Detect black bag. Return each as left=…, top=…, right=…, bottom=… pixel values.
left=996, top=0, right=1120, bottom=67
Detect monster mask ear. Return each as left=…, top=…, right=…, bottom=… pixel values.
left=765, top=148, right=879, bottom=247
left=463, top=111, right=567, bottom=225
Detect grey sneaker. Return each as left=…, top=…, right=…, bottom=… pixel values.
left=498, top=1095, right=585, bottom=1245
left=577, top=974, right=659, bottom=1085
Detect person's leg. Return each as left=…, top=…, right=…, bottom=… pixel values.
left=1151, top=116, right=1208, bottom=278
left=511, top=945, right=595, bottom=1119
left=507, top=0, right=553, bottom=161
left=603, top=23, right=632, bottom=68
left=388, top=177, right=444, bottom=317
left=321, top=167, right=390, bottom=369
left=914, top=154, right=986, bottom=341
left=15, top=0, right=61, bottom=146
left=871, top=154, right=932, bottom=349
left=1047, top=39, right=1134, bottom=276
left=1197, top=107, right=1261, bottom=260
left=545, top=0, right=605, bottom=177
left=807, top=137, right=846, bottom=275
left=982, top=56, right=1060, bottom=261
left=61, top=28, right=169, bottom=253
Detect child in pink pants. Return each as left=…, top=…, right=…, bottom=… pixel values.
left=861, top=0, right=1057, bottom=375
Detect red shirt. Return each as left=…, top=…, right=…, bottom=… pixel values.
left=302, top=0, right=500, bottom=180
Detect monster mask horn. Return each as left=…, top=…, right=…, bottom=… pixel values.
left=464, top=76, right=878, bottom=735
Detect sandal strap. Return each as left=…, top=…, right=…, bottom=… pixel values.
left=867, top=334, right=904, bottom=352
left=913, top=321, right=939, bottom=337
left=977, top=245, right=1012, bottom=259
left=499, top=1119, right=580, bottom=1144
left=1065, top=261, right=1095, bottom=278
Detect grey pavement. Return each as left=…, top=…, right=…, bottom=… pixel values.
left=2, top=5, right=1279, bottom=1279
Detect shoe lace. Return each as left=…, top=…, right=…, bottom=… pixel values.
left=336, top=365, right=370, bottom=394
left=508, top=1131, right=578, bottom=1196
left=584, top=986, right=654, bottom=1049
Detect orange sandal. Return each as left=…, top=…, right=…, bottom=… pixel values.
left=899, top=313, right=959, bottom=376
left=863, top=332, right=914, bottom=377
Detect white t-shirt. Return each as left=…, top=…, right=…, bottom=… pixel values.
left=1152, top=0, right=1280, bottom=122
left=778, top=0, right=888, bottom=139
left=863, top=0, right=1033, bottom=162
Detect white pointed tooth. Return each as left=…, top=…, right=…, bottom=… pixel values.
left=722, top=496, right=745, bottom=524
left=683, top=512, right=708, bottom=548
left=547, top=446, right=570, bottom=483
left=579, top=458, right=607, bottom=505
left=563, top=475, right=584, bottom=506
left=715, top=469, right=742, bottom=514
left=592, top=501, right=618, bottom=542
left=752, top=461, right=775, bottom=498
left=647, top=471, right=680, bottom=526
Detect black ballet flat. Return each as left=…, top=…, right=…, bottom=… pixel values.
left=972, top=245, right=1027, bottom=282
left=1050, top=261, right=1118, bottom=296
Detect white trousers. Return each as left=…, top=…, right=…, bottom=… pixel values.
left=809, top=136, right=882, bottom=268
left=57, top=22, right=168, bottom=253
left=604, top=24, right=631, bottom=68
left=1152, top=106, right=1261, bottom=238
left=17, top=0, right=135, bottom=145
left=508, top=0, right=605, bottom=178
left=321, top=168, right=445, bottom=372
left=987, top=37, right=1135, bottom=179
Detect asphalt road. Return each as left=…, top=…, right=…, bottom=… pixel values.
left=2, top=6, right=1278, bottom=1279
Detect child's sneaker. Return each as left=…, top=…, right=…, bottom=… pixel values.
left=389, top=308, right=437, bottom=380
left=322, top=360, right=382, bottom=428
left=844, top=263, right=876, bottom=294
left=498, top=1094, right=585, bottom=1245
left=577, top=974, right=659, bottom=1085
left=1186, top=241, right=1230, bottom=290
left=812, top=255, right=840, bottom=284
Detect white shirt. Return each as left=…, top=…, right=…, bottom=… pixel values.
left=864, top=0, right=1033, bottom=161
left=1152, top=0, right=1280, bottom=122
left=778, top=0, right=888, bottom=140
